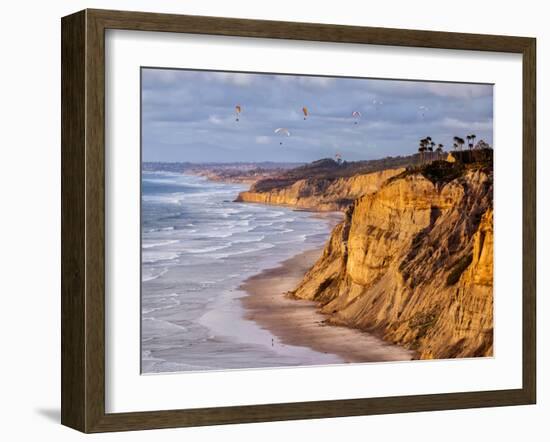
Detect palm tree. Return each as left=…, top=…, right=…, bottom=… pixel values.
left=468, top=134, right=478, bottom=161
left=436, top=143, right=443, bottom=160
left=476, top=139, right=490, bottom=150
left=453, top=136, right=460, bottom=151
left=418, top=137, right=430, bottom=165
left=418, top=137, right=432, bottom=163
left=453, top=136, right=465, bottom=152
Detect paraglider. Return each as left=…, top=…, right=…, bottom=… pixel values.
left=351, top=111, right=362, bottom=124
left=302, top=106, right=309, bottom=120
left=235, top=104, right=242, bottom=121
left=274, top=128, right=291, bottom=145
left=418, top=105, right=429, bottom=118
left=372, top=99, right=383, bottom=109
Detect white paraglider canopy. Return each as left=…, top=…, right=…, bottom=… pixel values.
left=274, top=128, right=291, bottom=137
left=274, top=128, right=291, bottom=144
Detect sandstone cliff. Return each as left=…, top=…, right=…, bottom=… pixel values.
left=235, top=168, right=404, bottom=211
left=290, top=167, right=493, bottom=359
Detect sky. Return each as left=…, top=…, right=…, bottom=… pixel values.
left=142, top=68, right=493, bottom=163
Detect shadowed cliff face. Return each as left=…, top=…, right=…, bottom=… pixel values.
left=235, top=168, right=404, bottom=211
left=290, top=169, right=493, bottom=359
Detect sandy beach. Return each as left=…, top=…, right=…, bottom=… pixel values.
left=241, top=248, right=413, bottom=364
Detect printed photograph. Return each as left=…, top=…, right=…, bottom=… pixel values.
left=141, top=68, right=494, bottom=374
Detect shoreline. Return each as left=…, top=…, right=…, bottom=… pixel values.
left=191, top=171, right=412, bottom=363
left=240, top=247, right=413, bottom=364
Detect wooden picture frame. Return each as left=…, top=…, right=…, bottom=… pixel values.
left=61, top=8, right=536, bottom=433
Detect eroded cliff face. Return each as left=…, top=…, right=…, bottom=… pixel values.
left=235, top=168, right=404, bottom=211
left=291, top=169, right=493, bottom=359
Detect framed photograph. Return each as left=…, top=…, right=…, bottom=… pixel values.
left=61, top=9, right=536, bottom=433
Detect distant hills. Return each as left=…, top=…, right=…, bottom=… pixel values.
left=142, top=155, right=419, bottom=190
left=250, top=155, right=418, bottom=192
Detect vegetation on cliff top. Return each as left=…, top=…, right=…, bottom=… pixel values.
left=249, top=134, right=493, bottom=194
left=250, top=155, right=418, bottom=193
left=387, top=148, right=493, bottom=187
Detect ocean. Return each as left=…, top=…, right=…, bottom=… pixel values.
left=141, top=171, right=342, bottom=373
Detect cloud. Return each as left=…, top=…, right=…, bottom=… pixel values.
left=206, top=72, right=255, bottom=86
left=208, top=115, right=224, bottom=125
left=255, top=135, right=270, bottom=145
left=426, top=83, right=493, bottom=99
left=141, top=68, right=493, bottom=163
left=297, top=76, right=334, bottom=88
left=142, top=69, right=185, bottom=89
left=276, top=75, right=335, bottom=90
left=442, top=117, right=493, bottom=130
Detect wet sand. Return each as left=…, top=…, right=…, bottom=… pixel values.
left=241, top=248, right=413, bottom=363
